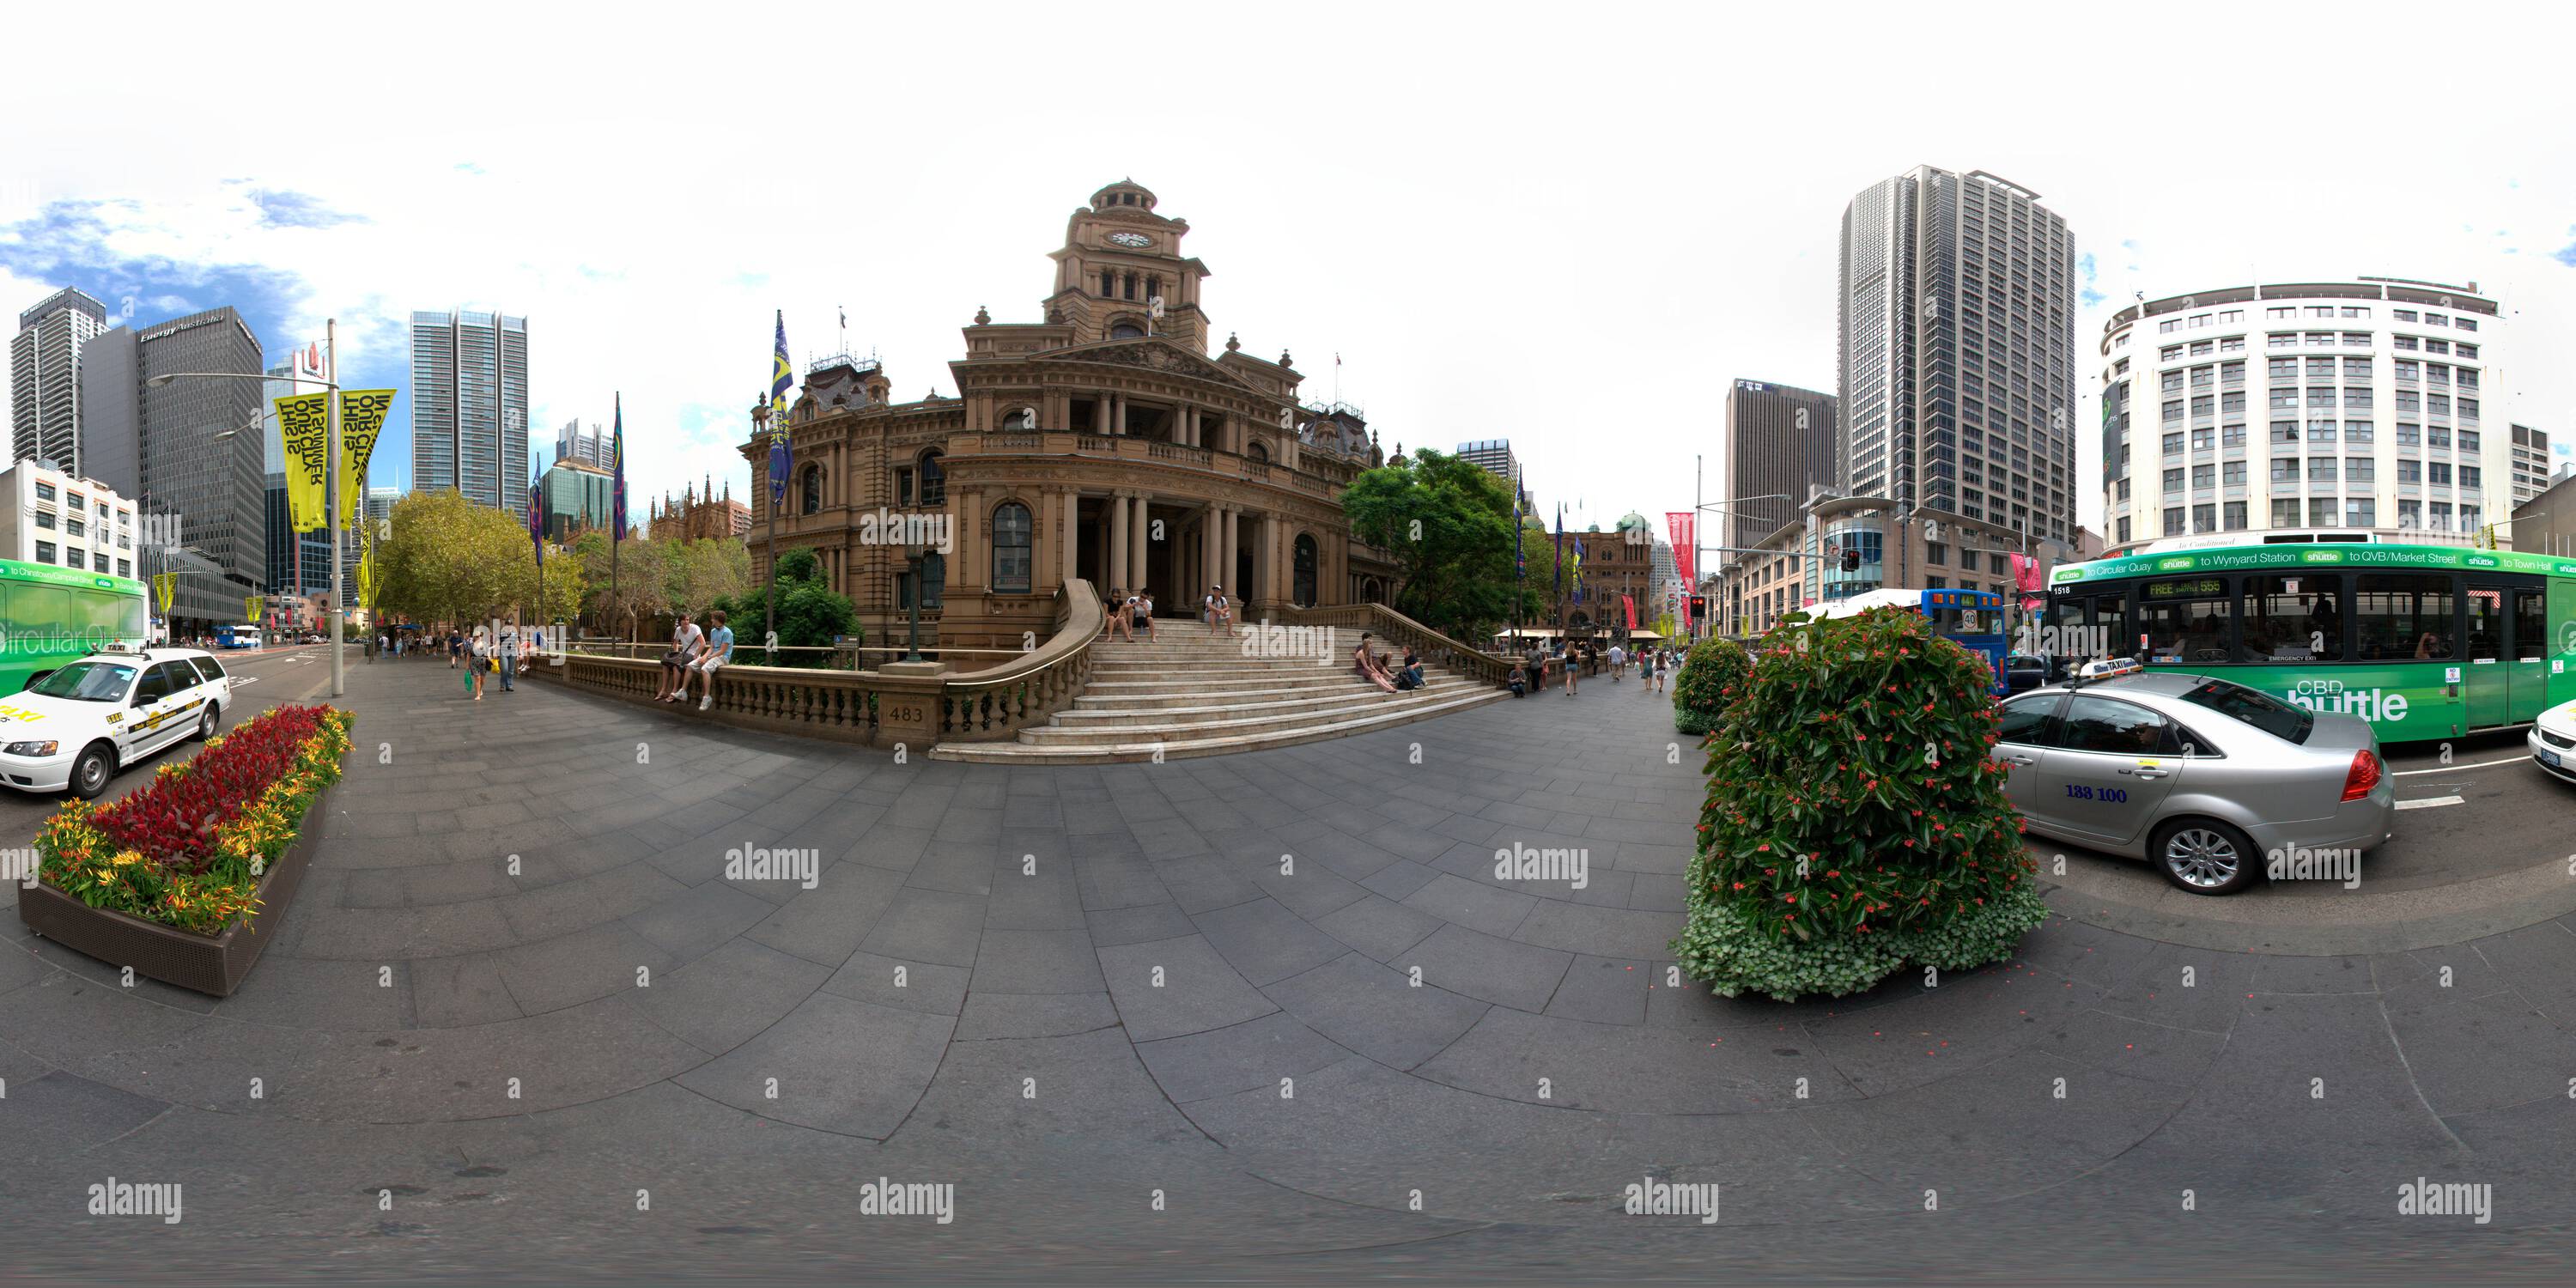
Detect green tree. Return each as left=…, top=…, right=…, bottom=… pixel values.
left=1342, top=449, right=1537, bottom=641
left=1669, top=607, right=2046, bottom=1000
left=720, top=547, right=860, bottom=666
left=376, top=489, right=582, bottom=633
left=574, top=531, right=671, bottom=641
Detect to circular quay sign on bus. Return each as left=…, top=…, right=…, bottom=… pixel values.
left=2052, top=544, right=2576, bottom=586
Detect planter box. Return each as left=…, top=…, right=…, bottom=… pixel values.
left=17, top=783, right=332, bottom=998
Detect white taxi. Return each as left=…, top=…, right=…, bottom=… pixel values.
left=0, top=649, right=234, bottom=799
left=2532, top=699, right=2576, bottom=787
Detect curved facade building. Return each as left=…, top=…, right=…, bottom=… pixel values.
left=2098, top=278, right=2511, bottom=556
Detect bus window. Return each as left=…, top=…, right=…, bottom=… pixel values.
left=2464, top=587, right=2503, bottom=662
left=2515, top=589, right=2546, bottom=661
left=2239, top=574, right=2343, bottom=662
left=14, top=586, right=68, bottom=654
left=2355, top=574, right=2454, bottom=659
left=119, top=595, right=146, bottom=641
left=76, top=590, right=124, bottom=645
left=2140, top=580, right=2232, bottom=665
left=2087, top=594, right=2129, bottom=659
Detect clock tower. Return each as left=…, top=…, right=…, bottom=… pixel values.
left=1043, top=179, right=1212, bottom=352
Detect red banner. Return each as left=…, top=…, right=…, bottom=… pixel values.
left=1622, top=593, right=1637, bottom=631
left=1665, top=511, right=1695, bottom=587
left=2012, top=552, right=2045, bottom=611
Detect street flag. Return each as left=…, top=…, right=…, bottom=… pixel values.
left=1665, top=512, right=1696, bottom=587
left=769, top=310, right=793, bottom=505
left=246, top=595, right=260, bottom=625
left=529, top=481, right=545, bottom=566
left=276, top=392, right=331, bottom=532
left=152, top=574, right=176, bottom=614
left=611, top=394, right=628, bottom=542
left=1569, top=542, right=1583, bottom=601
left=1552, top=505, right=1564, bottom=601
left=1622, top=593, right=1637, bottom=631
left=335, top=389, right=396, bottom=529
left=1512, top=493, right=1524, bottom=577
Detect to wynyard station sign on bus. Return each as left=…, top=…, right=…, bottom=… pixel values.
left=2054, top=544, right=2576, bottom=586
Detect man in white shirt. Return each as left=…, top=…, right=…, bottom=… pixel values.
left=658, top=611, right=704, bottom=702
left=1607, top=642, right=1625, bottom=682
left=1205, top=585, right=1233, bottom=636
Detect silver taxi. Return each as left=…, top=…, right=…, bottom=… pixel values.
left=1995, top=671, right=2396, bottom=895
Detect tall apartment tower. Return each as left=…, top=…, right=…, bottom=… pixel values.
left=410, top=309, right=530, bottom=515
left=1721, top=380, right=1839, bottom=556
left=556, top=418, right=609, bottom=469
left=1837, top=167, right=2076, bottom=546
left=10, top=288, right=112, bottom=470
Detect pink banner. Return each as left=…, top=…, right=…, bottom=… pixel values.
left=1665, top=512, right=1696, bottom=587
left=2010, top=552, right=2044, bottom=594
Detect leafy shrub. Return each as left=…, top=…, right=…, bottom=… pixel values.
left=1673, top=636, right=1751, bottom=738
left=1670, top=608, right=2042, bottom=1000
left=36, top=705, right=353, bottom=936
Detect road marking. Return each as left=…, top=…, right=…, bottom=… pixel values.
left=230, top=676, right=259, bottom=687
left=2393, top=756, right=2528, bottom=777
left=2395, top=795, right=2464, bottom=811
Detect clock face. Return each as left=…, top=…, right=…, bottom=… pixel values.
left=1106, top=231, right=1152, bottom=248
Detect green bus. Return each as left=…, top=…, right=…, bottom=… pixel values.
left=2044, top=542, right=2576, bottom=744
left=0, top=560, right=150, bottom=693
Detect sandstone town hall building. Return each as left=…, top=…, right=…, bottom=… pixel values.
left=743, top=179, right=1398, bottom=651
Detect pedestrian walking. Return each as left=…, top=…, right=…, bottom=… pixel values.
left=447, top=629, right=464, bottom=668
left=1563, top=641, right=1579, bottom=696
left=494, top=626, right=515, bottom=692
left=1607, top=641, right=1625, bottom=682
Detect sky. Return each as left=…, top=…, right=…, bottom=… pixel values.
left=4, top=4, right=2572, bottom=548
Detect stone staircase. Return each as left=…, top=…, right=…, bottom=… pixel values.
left=934, top=623, right=1505, bottom=763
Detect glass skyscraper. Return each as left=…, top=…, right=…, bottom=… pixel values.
left=410, top=309, right=529, bottom=516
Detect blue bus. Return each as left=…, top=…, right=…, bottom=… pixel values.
left=1809, top=587, right=2009, bottom=695
left=215, top=624, right=264, bottom=650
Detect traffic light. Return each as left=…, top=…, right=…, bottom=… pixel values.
left=1687, top=594, right=1707, bottom=619
left=1841, top=549, right=1861, bottom=572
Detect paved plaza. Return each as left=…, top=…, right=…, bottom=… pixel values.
left=7, top=654, right=2576, bottom=1281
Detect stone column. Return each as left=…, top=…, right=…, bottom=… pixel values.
left=1130, top=492, right=1152, bottom=596
left=1060, top=488, right=1080, bottom=589
left=1109, top=493, right=1131, bottom=592
left=1254, top=513, right=1276, bottom=604
left=952, top=489, right=980, bottom=592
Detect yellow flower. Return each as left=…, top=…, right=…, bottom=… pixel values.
left=111, top=850, right=142, bottom=867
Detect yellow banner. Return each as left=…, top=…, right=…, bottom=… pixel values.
left=247, top=596, right=263, bottom=624
left=355, top=548, right=374, bottom=608
left=153, top=574, right=175, bottom=614
left=277, top=392, right=331, bottom=532
left=338, top=389, right=395, bottom=529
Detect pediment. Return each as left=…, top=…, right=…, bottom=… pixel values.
left=1037, top=339, right=1253, bottom=391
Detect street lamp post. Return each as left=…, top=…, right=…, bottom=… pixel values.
left=145, top=315, right=345, bottom=696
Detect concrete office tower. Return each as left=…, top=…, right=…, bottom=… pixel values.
left=410, top=309, right=529, bottom=514
left=2096, top=278, right=2512, bottom=554
left=1838, top=167, right=2076, bottom=546
left=11, top=288, right=112, bottom=471
left=77, top=307, right=267, bottom=629
left=1456, top=438, right=1533, bottom=510
left=264, top=470, right=333, bottom=594
left=1721, top=380, right=1838, bottom=556
left=365, top=485, right=398, bottom=528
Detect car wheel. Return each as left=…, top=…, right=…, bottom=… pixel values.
left=69, top=742, right=115, bottom=801
left=2150, top=818, right=2258, bottom=895
left=194, top=703, right=219, bottom=742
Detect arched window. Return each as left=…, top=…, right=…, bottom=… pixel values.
left=918, top=449, right=945, bottom=505
left=1292, top=534, right=1317, bottom=607
left=1109, top=321, right=1145, bottom=340
left=1246, top=440, right=1269, bottom=464
left=1100, top=269, right=1114, bottom=296
left=1002, top=405, right=1037, bottom=431
left=799, top=464, right=823, bottom=516
left=991, top=501, right=1033, bottom=593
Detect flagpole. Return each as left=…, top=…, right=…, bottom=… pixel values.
left=327, top=317, right=344, bottom=699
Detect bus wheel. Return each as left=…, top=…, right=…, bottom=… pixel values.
left=69, top=742, right=115, bottom=801
left=2150, top=818, right=2257, bottom=895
